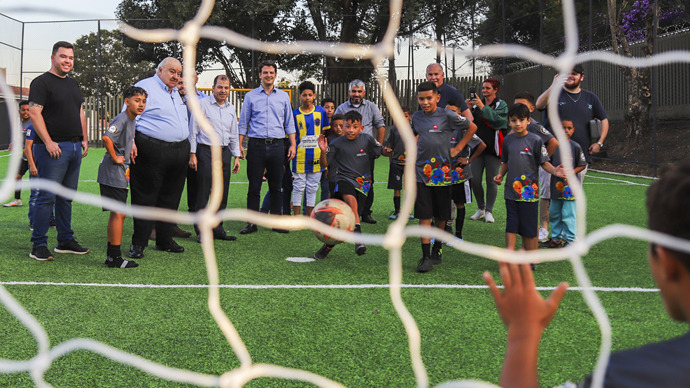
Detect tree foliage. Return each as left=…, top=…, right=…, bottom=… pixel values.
left=71, top=29, right=154, bottom=98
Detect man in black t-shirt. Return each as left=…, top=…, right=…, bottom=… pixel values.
left=425, top=63, right=473, bottom=122
left=536, top=65, right=609, bottom=171
left=486, top=161, right=690, bottom=388
left=27, top=41, right=90, bottom=262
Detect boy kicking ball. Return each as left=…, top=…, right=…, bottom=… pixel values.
left=494, top=104, right=564, bottom=258
left=314, top=111, right=382, bottom=259
left=97, top=86, right=147, bottom=268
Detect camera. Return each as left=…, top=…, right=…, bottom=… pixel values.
left=468, top=86, right=477, bottom=99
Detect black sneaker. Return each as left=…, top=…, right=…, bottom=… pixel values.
left=416, top=257, right=433, bottom=273
left=154, top=240, right=185, bottom=253
left=355, top=242, right=367, bottom=256
left=29, top=246, right=54, bottom=261
left=105, top=256, right=138, bottom=268
left=361, top=213, right=377, bottom=224
left=129, top=244, right=145, bottom=259
left=54, top=240, right=90, bottom=255
left=314, top=244, right=334, bottom=260
left=431, top=253, right=442, bottom=265
left=29, top=222, right=33, bottom=231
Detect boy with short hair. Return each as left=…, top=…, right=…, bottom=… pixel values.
left=321, top=97, right=336, bottom=121
left=383, top=105, right=411, bottom=220
left=493, top=104, right=564, bottom=253
left=324, top=113, right=344, bottom=198
left=292, top=81, right=330, bottom=217
left=446, top=100, right=487, bottom=243
left=413, top=82, right=477, bottom=273
left=541, top=118, right=586, bottom=248
left=4, top=101, right=32, bottom=208
left=514, top=91, right=559, bottom=243
left=314, top=110, right=381, bottom=259
left=319, top=98, right=337, bottom=201
left=97, top=86, right=147, bottom=268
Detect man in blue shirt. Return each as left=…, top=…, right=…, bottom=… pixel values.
left=128, top=57, right=190, bottom=259
left=334, top=79, right=385, bottom=224
left=237, top=60, right=296, bottom=234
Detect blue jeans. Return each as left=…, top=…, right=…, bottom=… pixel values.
left=27, top=175, right=55, bottom=225
left=31, top=141, right=82, bottom=247
left=549, top=199, right=577, bottom=243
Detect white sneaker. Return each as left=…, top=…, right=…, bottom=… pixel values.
left=470, top=209, right=485, bottom=220
left=538, top=227, right=549, bottom=242
left=484, top=211, right=495, bottom=223
left=3, top=199, right=22, bottom=207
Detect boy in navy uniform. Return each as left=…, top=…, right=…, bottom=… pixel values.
left=97, top=86, right=147, bottom=268
left=413, top=82, right=477, bottom=273
left=493, top=104, right=564, bottom=254
left=383, top=105, right=411, bottom=220
left=315, top=111, right=382, bottom=259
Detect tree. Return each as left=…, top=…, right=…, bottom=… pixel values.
left=606, top=0, right=686, bottom=141
left=71, top=29, right=154, bottom=98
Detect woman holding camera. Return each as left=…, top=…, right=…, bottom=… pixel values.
left=465, top=78, right=508, bottom=223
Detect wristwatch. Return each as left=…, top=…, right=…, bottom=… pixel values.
left=596, top=141, right=604, bottom=148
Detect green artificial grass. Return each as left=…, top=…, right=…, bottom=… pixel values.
left=0, top=150, right=685, bottom=387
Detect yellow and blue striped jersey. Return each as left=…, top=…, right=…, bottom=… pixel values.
left=292, top=106, right=330, bottom=173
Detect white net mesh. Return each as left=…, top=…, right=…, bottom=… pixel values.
left=2, top=0, right=690, bottom=387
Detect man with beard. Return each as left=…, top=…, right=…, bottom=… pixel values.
left=536, top=65, right=608, bottom=177
left=334, top=79, right=385, bottom=224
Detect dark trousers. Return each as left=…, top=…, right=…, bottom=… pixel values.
left=194, top=144, right=231, bottom=235
left=186, top=166, right=198, bottom=212
left=361, top=164, right=375, bottom=216
left=246, top=138, right=285, bottom=215
left=130, top=133, right=190, bottom=247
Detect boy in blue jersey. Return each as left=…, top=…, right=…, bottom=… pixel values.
left=292, top=81, right=330, bottom=217
left=493, top=104, right=564, bottom=254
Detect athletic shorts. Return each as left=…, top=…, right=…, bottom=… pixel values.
left=18, top=159, right=29, bottom=176
left=414, top=183, right=451, bottom=220
left=505, top=199, right=538, bottom=238
left=100, top=184, right=128, bottom=212
left=451, top=180, right=472, bottom=205
left=538, top=167, right=551, bottom=199
left=334, top=180, right=367, bottom=216
left=387, top=163, right=404, bottom=190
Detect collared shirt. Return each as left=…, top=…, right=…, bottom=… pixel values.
left=238, top=86, right=295, bottom=139
left=334, top=98, right=385, bottom=138
left=189, top=97, right=240, bottom=157
left=133, top=74, right=189, bottom=142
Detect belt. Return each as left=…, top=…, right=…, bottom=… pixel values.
left=249, top=137, right=284, bottom=144
left=136, top=132, right=188, bottom=147
left=198, top=143, right=228, bottom=150
left=70, top=137, right=82, bottom=143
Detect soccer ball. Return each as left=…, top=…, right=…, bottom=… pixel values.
left=310, top=199, right=356, bottom=245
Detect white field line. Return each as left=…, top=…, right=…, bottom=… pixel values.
left=585, top=174, right=650, bottom=187
left=0, top=281, right=658, bottom=292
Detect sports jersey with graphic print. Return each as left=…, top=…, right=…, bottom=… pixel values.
left=326, top=134, right=382, bottom=195
left=292, top=105, right=330, bottom=173
left=501, top=132, right=549, bottom=202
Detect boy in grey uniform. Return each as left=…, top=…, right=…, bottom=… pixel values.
left=97, top=86, right=147, bottom=268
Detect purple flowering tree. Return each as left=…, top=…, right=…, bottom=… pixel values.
left=607, top=0, right=685, bottom=141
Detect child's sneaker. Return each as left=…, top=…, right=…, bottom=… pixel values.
left=29, top=246, right=54, bottom=261
left=470, top=209, right=485, bottom=220
left=355, top=242, right=367, bottom=256
left=538, top=227, right=549, bottom=242
left=3, top=199, right=22, bottom=207
left=431, top=252, right=442, bottom=265
left=314, top=244, right=334, bottom=260
left=105, top=256, right=138, bottom=268
left=388, top=211, right=399, bottom=220
left=416, top=257, right=434, bottom=272
left=54, top=239, right=90, bottom=255
left=539, top=239, right=562, bottom=249
left=484, top=211, right=495, bottom=223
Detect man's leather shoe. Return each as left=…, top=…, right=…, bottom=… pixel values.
left=129, top=244, right=145, bottom=259
left=272, top=228, right=289, bottom=234
left=240, top=223, right=258, bottom=234
left=216, top=233, right=238, bottom=241
left=154, top=240, right=185, bottom=253
left=172, top=225, right=192, bottom=238
left=361, top=213, right=377, bottom=224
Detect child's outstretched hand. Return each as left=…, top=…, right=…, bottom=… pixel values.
left=317, top=134, right=328, bottom=152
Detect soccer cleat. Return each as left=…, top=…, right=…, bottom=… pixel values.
left=360, top=213, right=377, bottom=224
left=154, top=240, right=185, bottom=253
left=470, top=209, right=485, bottom=220
left=416, top=257, right=434, bottom=273
left=388, top=211, right=399, bottom=220
left=539, top=239, right=563, bottom=249
left=105, top=256, right=138, bottom=268
left=54, top=239, right=90, bottom=255
left=431, top=253, right=442, bottom=265
left=314, top=244, right=334, bottom=260
left=29, top=246, right=54, bottom=261
left=355, top=242, right=367, bottom=256
left=484, top=211, right=495, bottom=223
left=3, top=199, right=22, bottom=207
left=538, top=227, right=549, bottom=242
left=128, top=244, right=145, bottom=259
